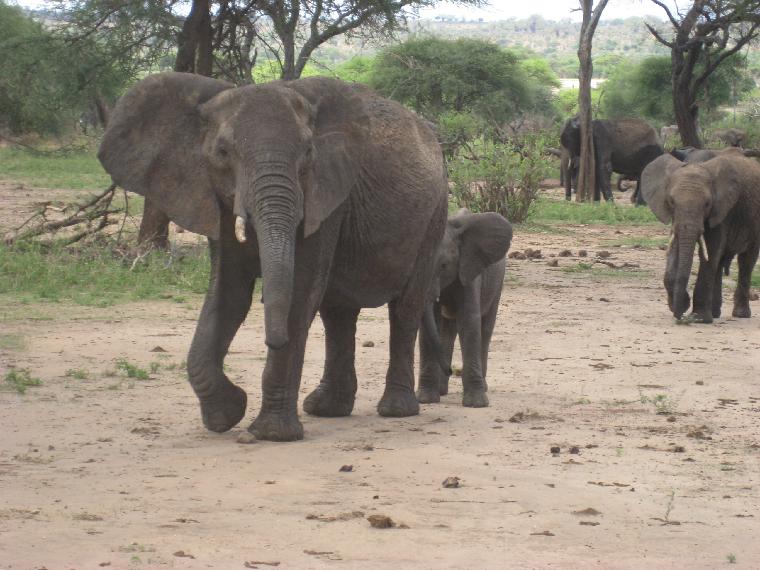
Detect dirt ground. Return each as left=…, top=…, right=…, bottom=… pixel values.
left=1, top=183, right=759, bottom=569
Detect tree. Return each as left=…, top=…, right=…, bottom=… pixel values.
left=576, top=0, right=609, bottom=202
left=647, top=0, right=760, bottom=147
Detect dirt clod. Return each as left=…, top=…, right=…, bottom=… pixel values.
left=367, top=515, right=395, bottom=529
left=573, top=508, right=601, bottom=516
left=558, top=249, right=573, bottom=257
left=569, top=446, right=580, bottom=454
left=597, top=250, right=611, bottom=258
left=578, top=249, right=588, bottom=257
left=547, top=259, right=559, bottom=267
left=150, top=346, right=167, bottom=352
left=362, top=340, right=375, bottom=348
left=550, top=446, right=561, bottom=455
left=442, top=476, right=461, bottom=488
left=339, top=465, right=354, bottom=472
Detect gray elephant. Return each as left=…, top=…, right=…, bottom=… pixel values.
left=660, top=124, right=679, bottom=143
left=98, top=73, right=448, bottom=441
left=641, top=152, right=760, bottom=323
left=713, top=128, right=746, bottom=148
left=559, top=144, right=579, bottom=200
left=417, top=210, right=513, bottom=407
left=560, top=116, right=663, bottom=204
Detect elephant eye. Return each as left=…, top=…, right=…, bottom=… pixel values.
left=218, top=146, right=229, bottom=158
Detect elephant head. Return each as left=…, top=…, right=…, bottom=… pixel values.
left=641, top=154, right=742, bottom=319
left=99, top=73, right=368, bottom=349
left=560, top=115, right=581, bottom=156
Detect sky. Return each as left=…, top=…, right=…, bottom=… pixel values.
left=14, top=0, right=676, bottom=22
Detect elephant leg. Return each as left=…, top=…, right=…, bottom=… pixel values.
left=733, top=247, right=759, bottom=318
left=711, top=255, right=727, bottom=318
left=437, top=317, right=458, bottom=397
left=188, top=235, right=257, bottom=433
left=376, top=296, right=422, bottom=417
left=302, top=306, right=360, bottom=417
left=479, top=298, right=500, bottom=393
left=458, top=283, right=488, bottom=408
left=418, top=303, right=445, bottom=404
left=248, top=236, right=334, bottom=441
left=691, top=259, right=716, bottom=323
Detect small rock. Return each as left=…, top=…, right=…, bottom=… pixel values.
left=508, top=251, right=526, bottom=260
left=598, top=297, right=610, bottom=303
left=667, top=416, right=676, bottom=423
left=550, top=446, right=561, bottom=455
left=750, top=291, right=759, bottom=301
left=362, top=340, right=375, bottom=348
left=558, top=249, right=573, bottom=257
left=597, top=250, right=611, bottom=258
left=547, top=259, right=559, bottom=267
left=578, top=250, right=588, bottom=257
left=367, top=515, right=395, bottom=529
left=150, top=346, right=167, bottom=352
left=237, top=432, right=258, bottom=444
left=579, top=521, right=600, bottom=526
left=339, top=465, right=354, bottom=472
left=442, top=476, right=461, bottom=488
left=173, top=551, right=195, bottom=559
left=695, top=380, right=704, bottom=385
left=569, top=446, right=580, bottom=454
left=572, top=507, right=601, bottom=516
left=452, top=366, right=462, bottom=377
left=673, top=445, right=686, bottom=453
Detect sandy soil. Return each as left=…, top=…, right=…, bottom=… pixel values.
left=1, top=183, right=760, bottom=569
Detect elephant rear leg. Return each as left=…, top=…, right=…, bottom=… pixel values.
left=733, top=247, right=759, bottom=318
left=188, top=236, right=257, bottom=433
left=479, top=298, right=500, bottom=392
left=418, top=308, right=457, bottom=403
left=303, top=306, right=360, bottom=417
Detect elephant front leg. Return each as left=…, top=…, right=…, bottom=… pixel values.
left=691, top=260, right=716, bottom=323
left=188, top=237, right=257, bottom=433
left=377, top=298, right=422, bottom=418
left=457, top=285, right=488, bottom=408
left=302, top=306, right=360, bottom=417
left=732, top=247, right=759, bottom=318
left=417, top=303, right=456, bottom=404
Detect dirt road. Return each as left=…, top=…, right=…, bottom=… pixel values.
left=2, top=188, right=759, bottom=569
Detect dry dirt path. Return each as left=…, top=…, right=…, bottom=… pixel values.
left=2, top=199, right=760, bottom=568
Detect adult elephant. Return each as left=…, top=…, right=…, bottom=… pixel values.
left=560, top=116, right=663, bottom=204
left=713, top=128, right=746, bottom=148
left=641, top=152, right=760, bottom=323
left=559, top=144, right=579, bottom=201
left=99, top=73, right=448, bottom=441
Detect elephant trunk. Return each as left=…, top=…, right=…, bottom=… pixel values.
left=422, top=302, right=452, bottom=377
left=672, top=225, right=699, bottom=319
left=246, top=168, right=302, bottom=350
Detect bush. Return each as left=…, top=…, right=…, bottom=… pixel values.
left=448, top=135, right=551, bottom=223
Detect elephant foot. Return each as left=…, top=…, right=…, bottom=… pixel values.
left=732, top=305, right=751, bottom=318
left=377, top=386, right=420, bottom=417
left=248, top=411, right=304, bottom=442
left=302, top=385, right=355, bottom=417
left=462, top=388, right=489, bottom=408
left=438, top=378, right=450, bottom=396
left=199, top=382, right=247, bottom=433
left=689, top=311, right=713, bottom=324
left=416, top=386, right=441, bottom=404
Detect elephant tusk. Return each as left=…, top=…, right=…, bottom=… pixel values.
left=698, top=235, right=709, bottom=262
left=235, top=216, right=247, bottom=243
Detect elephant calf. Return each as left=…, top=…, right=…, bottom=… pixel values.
left=417, top=210, right=513, bottom=407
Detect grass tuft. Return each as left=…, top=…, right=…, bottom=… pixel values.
left=115, top=359, right=149, bottom=380
left=529, top=199, right=659, bottom=225
left=3, top=368, right=42, bottom=394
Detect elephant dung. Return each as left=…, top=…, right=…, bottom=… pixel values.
left=367, top=515, right=396, bottom=529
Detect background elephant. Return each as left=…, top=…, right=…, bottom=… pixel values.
left=417, top=210, right=513, bottom=408
left=559, top=144, right=579, bottom=200
left=660, top=124, right=679, bottom=143
left=713, top=128, right=746, bottom=148
left=99, top=73, right=448, bottom=441
left=560, top=116, right=663, bottom=204
left=641, top=153, right=760, bottom=323
left=670, top=146, right=744, bottom=164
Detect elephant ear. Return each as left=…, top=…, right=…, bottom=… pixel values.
left=98, top=72, right=234, bottom=238
left=287, top=78, right=370, bottom=237
left=703, top=156, right=744, bottom=228
left=451, top=212, right=513, bottom=285
left=641, top=154, right=682, bottom=224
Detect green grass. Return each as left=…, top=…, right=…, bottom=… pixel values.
left=603, top=236, right=669, bottom=249
left=0, top=147, right=111, bottom=190
left=0, top=334, right=26, bottom=350
left=0, top=243, right=210, bottom=306
left=752, top=271, right=760, bottom=289
left=116, top=359, right=149, bottom=380
left=561, top=261, right=651, bottom=279
left=529, top=198, right=659, bottom=225
left=3, top=368, right=41, bottom=394
left=65, top=368, right=88, bottom=379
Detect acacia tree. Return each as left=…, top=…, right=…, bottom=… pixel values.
left=575, top=0, right=608, bottom=202
left=647, top=0, right=760, bottom=148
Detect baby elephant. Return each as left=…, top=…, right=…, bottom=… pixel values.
left=417, top=210, right=513, bottom=407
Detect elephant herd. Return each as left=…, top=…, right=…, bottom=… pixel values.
left=98, top=73, right=760, bottom=442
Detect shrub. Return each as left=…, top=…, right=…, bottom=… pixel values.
left=448, top=135, right=551, bottom=223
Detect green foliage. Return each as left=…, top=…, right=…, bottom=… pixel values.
left=115, top=359, right=149, bottom=380
left=65, top=368, right=89, bottom=379
left=0, top=147, right=112, bottom=190
left=448, top=135, right=551, bottom=223
left=0, top=243, right=210, bottom=306
left=529, top=200, right=658, bottom=225
left=554, top=88, right=604, bottom=118
left=0, top=1, right=131, bottom=134
left=3, top=368, right=41, bottom=394
left=370, top=37, right=556, bottom=124
left=333, top=56, right=375, bottom=84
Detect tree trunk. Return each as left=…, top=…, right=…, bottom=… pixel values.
left=576, top=0, right=608, bottom=202
left=673, top=73, right=702, bottom=148
left=138, top=0, right=213, bottom=249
